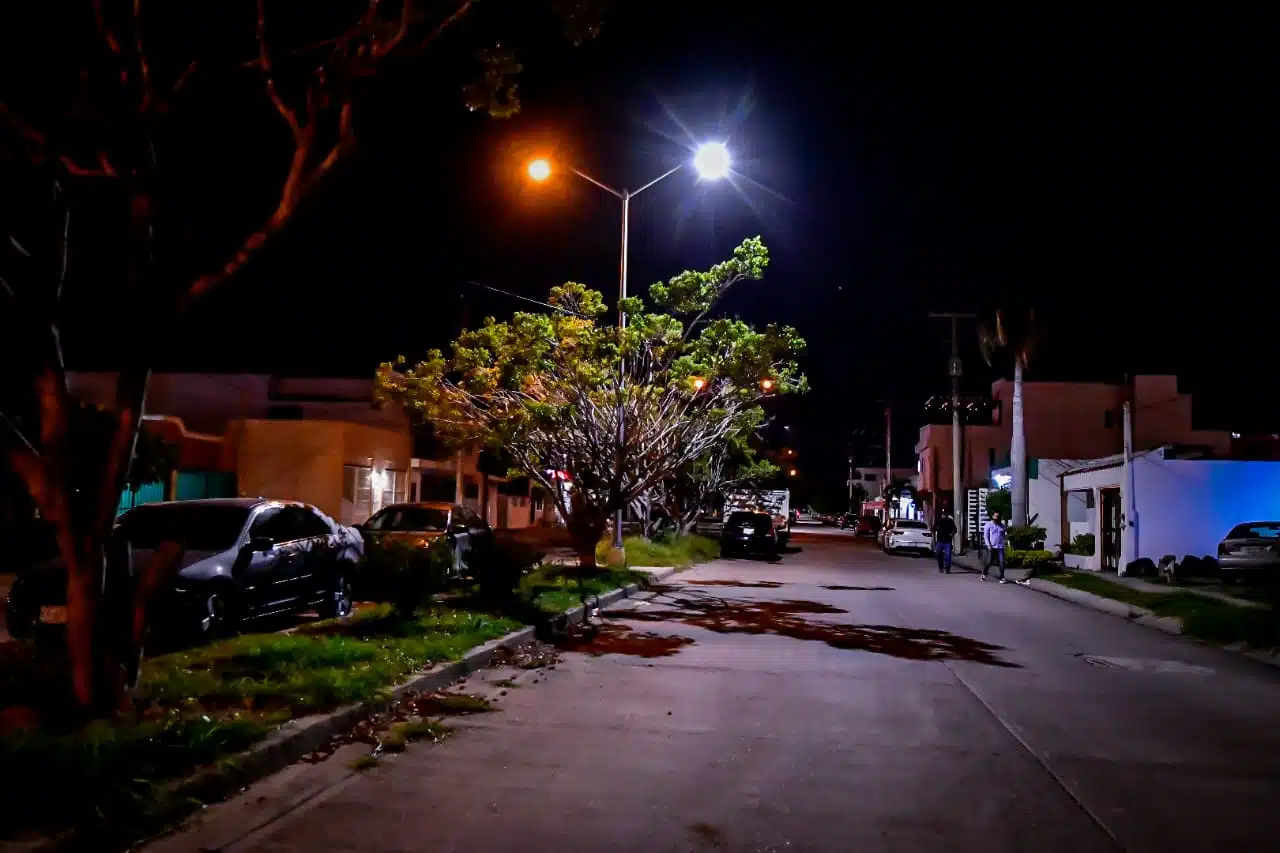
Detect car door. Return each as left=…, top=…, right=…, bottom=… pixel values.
left=292, top=507, right=337, bottom=603
left=239, top=506, right=293, bottom=614
left=448, top=506, right=471, bottom=576
left=463, top=507, right=493, bottom=572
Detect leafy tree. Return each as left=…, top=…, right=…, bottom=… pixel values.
left=377, top=237, right=807, bottom=568
left=979, top=307, right=1037, bottom=526
left=0, top=0, right=599, bottom=715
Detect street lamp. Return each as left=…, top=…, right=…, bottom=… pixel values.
left=527, top=142, right=732, bottom=562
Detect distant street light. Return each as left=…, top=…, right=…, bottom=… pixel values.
left=789, top=468, right=798, bottom=477
left=760, top=378, right=774, bottom=392
left=525, top=142, right=733, bottom=558
left=691, top=376, right=706, bottom=391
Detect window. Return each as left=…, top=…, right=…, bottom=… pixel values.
left=342, top=466, right=409, bottom=524
left=463, top=478, right=480, bottom=500
left=1226, top=522, right=1280, bottom=540
left=295, top=508, right=334, bottom=538
left=267, top=405, right=304, bottom=420
left=862, top=473, right=876, bottom=482
left=1104, top=409, right=1115, bottom=429
left=250, top=506, right=289, bottom=543
left=1086, top=491, right=1096, bottom=509
left=368, top=506, right=449, bottom=532
left=895, top=520, right=928, bottom=530
left=420, top=472, right=456, bottom=503
left=988, top=448, right=996, bottom=468
left=120, top=504, right=250, bottom=551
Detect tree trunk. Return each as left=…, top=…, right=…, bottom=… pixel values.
left=1011, top=359, right=1028, bottom=527
left=63, top=548, right=103, bottom=713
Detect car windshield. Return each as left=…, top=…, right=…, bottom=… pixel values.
left=728, top=512, right=767, bottom=525
left=1226, top=522, right=1280, bottom=540
left=118, top=504, right=250, bottom=551
left=368, top=506, right=450, bottom=532
left=895, top=520, right=928, bottom=530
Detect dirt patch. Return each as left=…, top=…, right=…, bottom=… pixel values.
left=489, top=640, right=560, bottom=670
left=685, top=579, right=785, bottom=589
left=822, top=585, right=895, bottom=591
left=557, top=621, right=695, bottom=658
left=608, top=593, right=1019, bottom=667
left=298, top=689, right=473, bottom=763
left=688, top=821, right=727, bottom=848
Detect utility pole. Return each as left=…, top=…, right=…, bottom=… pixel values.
left=847, top=453, right=855, bottom=514
left=930, top=312, right=977, bottom=550
left=884, top=405, right=892, bottom=520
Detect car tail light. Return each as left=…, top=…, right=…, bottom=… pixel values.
left=1218, top=542, right=1230, bottom=555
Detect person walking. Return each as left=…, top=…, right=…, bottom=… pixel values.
left=982, top=511, right=1007, bottom=583
left=934, top=510, right=957, bottom=574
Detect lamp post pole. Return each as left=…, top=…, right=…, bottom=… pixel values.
left=527, top=145, right=730, bottom=563
left=565, top=164, right=683, bottom=560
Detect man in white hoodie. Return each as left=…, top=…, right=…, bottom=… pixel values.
left=982, top=511, right=1007, bottom=583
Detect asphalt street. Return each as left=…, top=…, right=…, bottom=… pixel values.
left=156, top=525, right=1280, bottom=853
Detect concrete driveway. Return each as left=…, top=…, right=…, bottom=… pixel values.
left=159, top=532, right=1280, bottom=853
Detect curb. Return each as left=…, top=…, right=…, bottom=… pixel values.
left=8, top=567, right=678, bottom=853
left=1021, top=578, right=1280, bottom=669
left=174, top=566, right=678, bottom=803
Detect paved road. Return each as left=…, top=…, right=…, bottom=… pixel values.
left=164, top=532, right=1280, bottom=853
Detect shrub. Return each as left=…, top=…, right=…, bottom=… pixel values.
left=1007, top=525, right=1047, bottom=550
left=1065, top=533, right=1095, bottom=556
left=471, top=538, right=539, bottom=606
left=1005, top=549, right=1055, bottom=569
left=359, top=537, right=452, bottom=616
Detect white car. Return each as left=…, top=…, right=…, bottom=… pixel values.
left=882, top=519, right=933, bottom=556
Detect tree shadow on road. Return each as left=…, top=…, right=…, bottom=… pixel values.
left=822, top=585, right=894, bottom=591
left=606, top=589, right=1020, bottom=668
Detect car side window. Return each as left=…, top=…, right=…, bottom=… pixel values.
left=296, top=508, right=333, bottom=539
left=458, top=507, right=485, bottom=531
left=250, top=507, right=287, bottom=543
left=449, top=506, right=469, bottom=532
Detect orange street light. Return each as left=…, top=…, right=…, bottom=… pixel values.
left=691, top=376, right=706, bottom=391
left=789, top=468, right=798, bottom=477
left=527, top=158, right=552, bottom=181
left=760, top=378, right=774, bottom=392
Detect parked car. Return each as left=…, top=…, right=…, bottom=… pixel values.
left=5, top=498, right=364, bottom=644
left=721, top=511, right=779, bottom=559
left=359, top=502, right=494, bottom=578
left=882, top=519, right=933, bottom=556
left=1217, top=520, right=1280, bottom=582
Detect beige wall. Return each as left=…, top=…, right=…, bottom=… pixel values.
left=229, top=420, right=410, bottom=520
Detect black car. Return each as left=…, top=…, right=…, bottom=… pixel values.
left=721, top=511, right=779, bottom=559
left=5, top=498, right=365, bottom=644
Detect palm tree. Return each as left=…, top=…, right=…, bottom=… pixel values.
left=979, top=308, right=1037, bottom=527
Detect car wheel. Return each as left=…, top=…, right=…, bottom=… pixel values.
left=197, top=584, right=240, bottom=642
left=318, top=570, right=354, bottom=620
left=1221, top=570, right=1238, bottom=585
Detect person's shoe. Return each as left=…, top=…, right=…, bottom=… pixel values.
left=979, top=574, right=987, bottom=581
left=1017, top=578, right=1031, bottom=586
left=998, top=578, right=1008, bottom=584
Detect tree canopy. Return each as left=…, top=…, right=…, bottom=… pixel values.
left=377, top=237, right=807, bottom=565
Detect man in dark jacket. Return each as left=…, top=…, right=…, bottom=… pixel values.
left=934, top=511, right=957, bottom=574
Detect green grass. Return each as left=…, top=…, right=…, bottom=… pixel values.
left=1040, top=571, right=1279, bottom=649
left=597, top=534, right=720, bottom=569
left=0, top=605, right=517, bottom=841
left=0, top=558, right=659, bottom=844
left=520, top=565, right=647, bottom=614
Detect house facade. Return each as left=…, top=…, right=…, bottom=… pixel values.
left=1056, top=448, right=1280, bottom=574
left=68, top=372, right=553, bottom=528
left=915, top=375, right=1232, bottom=533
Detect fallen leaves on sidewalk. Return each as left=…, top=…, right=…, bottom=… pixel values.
left=556, top=621, right=695, bottom=658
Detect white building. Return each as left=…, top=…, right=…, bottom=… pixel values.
left=1050, top=448, right=1280, bottom=574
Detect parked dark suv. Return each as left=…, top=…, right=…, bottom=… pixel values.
left=6, top=498, right=365, bottom=644
left=721, top=511, right=780, bottom=559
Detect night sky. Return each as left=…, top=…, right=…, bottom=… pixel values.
left=9, top=8, right=1279, bottom=493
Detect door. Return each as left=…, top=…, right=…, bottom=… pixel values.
left=1100, top=488, right=1122, bottom=572
left=448, top=506, right=471, bottom=576
left=462, top=506, right=493, bottom=572
left=291, top=506, right=337, bottom=603
left=240, top=506, right=296, bottom=613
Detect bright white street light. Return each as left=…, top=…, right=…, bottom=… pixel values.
left=693, top=141, right=731, bottom=179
